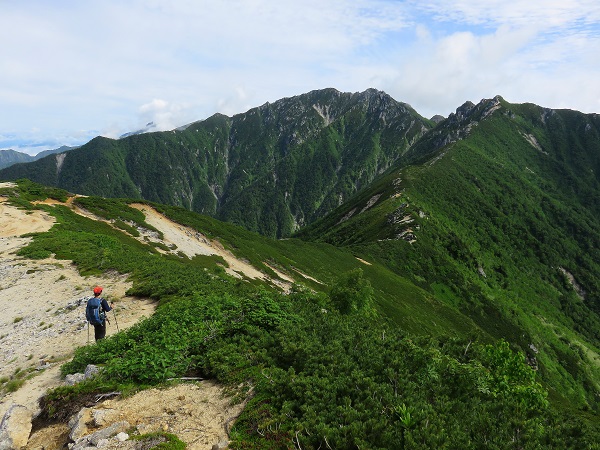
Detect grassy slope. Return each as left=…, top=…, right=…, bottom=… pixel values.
left=148, top=202, right=482, bottom=338
left=402, top=117, right=600, bottom=407
left=296, top=102, right=600, bottom=412
left=4, top=180, right=600, bottom=447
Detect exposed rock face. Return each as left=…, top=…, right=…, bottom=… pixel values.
left=68, top=407, right=93, bottom=442
left=0, top=404, right=33, bottom=449
left=70, top=420, right=130, bottom=449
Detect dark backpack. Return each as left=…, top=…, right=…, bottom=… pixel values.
left=86, top=297, right=105, bottom=325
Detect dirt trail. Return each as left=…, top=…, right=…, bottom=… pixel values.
left=0, top=197, right=156, bottom=418
left=0, top=190, right=259, bottom=448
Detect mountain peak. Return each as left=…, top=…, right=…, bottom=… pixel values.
left=119, top=121, right=157, bottom=139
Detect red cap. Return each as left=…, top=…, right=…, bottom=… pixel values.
left=93, top=286, right=103, bottom=295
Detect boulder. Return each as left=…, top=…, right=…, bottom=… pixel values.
left=0, top=404, right=33, bottom=450
left=84, top=364, right=100, bottom=380
left=65, top=365, right=100, bottom=387
left=115, top=431, right=129, bottom=442
left=71, top=420, right=130, bottom=449
left=212, top=438, right=229, bottom=450
left=68, top=407, right=92, bottom=442
left=65, top=373, right=85, bottom=386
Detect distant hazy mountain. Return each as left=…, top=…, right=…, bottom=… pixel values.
left=119, top=121, right=158, bottom=138
left=0, top=149, right=32, bottom=169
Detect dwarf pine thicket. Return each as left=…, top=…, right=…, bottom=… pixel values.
left=1, top=180, right=598, bottom=448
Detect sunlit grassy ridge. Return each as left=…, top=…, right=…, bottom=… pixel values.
left=296, top=100, right=600, bottom=416
left=3, top=180, right=599, bottom=447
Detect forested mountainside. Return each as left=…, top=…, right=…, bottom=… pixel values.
left=0, top=88, right=431, bottom=237
left=0, top=149, right=32, bottom=169
left=297, top=95, right=600, bottom=411
left=0, top=146, right=76, bottom=170
left=1, top=180, right=599, bottom=448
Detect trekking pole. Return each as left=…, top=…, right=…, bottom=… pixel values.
left=87, top=321, right=90, bottom=344
left=112, top=307, right=120, bottom=333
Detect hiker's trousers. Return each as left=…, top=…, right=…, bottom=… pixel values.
left=93, top=322, right=107, bottom=341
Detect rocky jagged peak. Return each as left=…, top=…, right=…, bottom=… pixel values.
left=351, top=89, right=423, bottom=126
left=418, top=96, right=505, bottom=154
left=249, top=88, right=340, bottom=120
left=233, top=88, right=420, bottom=130
left=357, top=88, right=400, bottom=110
left=308, top=87, right=344, bottom=99
left=447, top=95, right=506, bottom=125
left=357, top=87, right=388, bottom=101
left=430, top=115, right=445, bottom=124
left=475, top=95, right=505, bottom=120
left=236, top=88, right=419, bottom=134
left=477, top=95, right=505, bottom=114
left=267, top=88, right=343, bottom=111
left=454, top=101, right=476, bottom=119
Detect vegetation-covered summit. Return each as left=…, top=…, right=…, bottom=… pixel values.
left=297, top=96, right=600, bottom=414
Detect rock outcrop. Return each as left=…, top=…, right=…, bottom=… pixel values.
left=0, top=404, right=33, bottom=449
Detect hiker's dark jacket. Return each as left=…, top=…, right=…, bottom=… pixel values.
left=98, top=298, right=112, bottom=314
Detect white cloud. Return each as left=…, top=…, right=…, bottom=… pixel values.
left=137, top=99, right=188, bottom=131
left=1, top=0, right=599, bottom=150
left=376, top=1, right=600, bottom=117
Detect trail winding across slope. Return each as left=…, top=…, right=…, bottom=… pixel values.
left=0, top=187, right=254, bottom=449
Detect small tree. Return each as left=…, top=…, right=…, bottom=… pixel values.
left=329, top=268, right=375, bottom=316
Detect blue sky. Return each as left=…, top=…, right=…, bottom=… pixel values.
left=2, top=0, right=600, bottom=155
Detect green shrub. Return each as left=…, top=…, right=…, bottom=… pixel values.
left=329, top=268, right=375, bottom=315
left=8, top=185, right=598, bottom=448
left=130, top=432, right=186, bottom=449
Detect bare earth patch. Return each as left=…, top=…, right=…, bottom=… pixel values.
left=26, top=382, right=246, bottom=450
left=129, top=203, right=273, bottom=282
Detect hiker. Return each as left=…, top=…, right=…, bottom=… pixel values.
left=86, top=286, right=114, bottom=341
